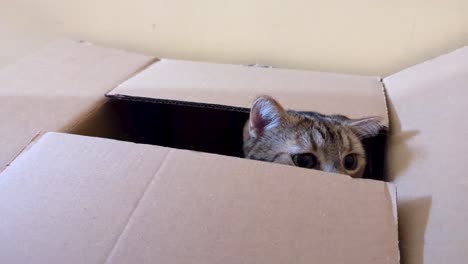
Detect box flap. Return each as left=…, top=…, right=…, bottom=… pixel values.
left=108, top=59, right=388, bottom=125
left=0, top=39, right=155, bottom=171
left=0, top=132, right=398, bottom=264
left=384, top=46, right=468, bottom=263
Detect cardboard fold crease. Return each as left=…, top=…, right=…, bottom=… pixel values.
left=1, top=39, right=467, bottom=264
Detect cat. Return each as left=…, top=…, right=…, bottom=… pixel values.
left=243, top=96, right=385, bottom=178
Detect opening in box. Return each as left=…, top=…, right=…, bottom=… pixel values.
left=71, top=97, right=387, bottom=181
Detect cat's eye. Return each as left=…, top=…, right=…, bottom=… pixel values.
left=292, top=153, right=318, bottom=169
left=343, top=154, right=358, bottom=170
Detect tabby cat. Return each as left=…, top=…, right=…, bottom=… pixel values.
left=243, top=96, right=385, bottom=178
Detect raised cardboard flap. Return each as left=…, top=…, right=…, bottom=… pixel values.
left=0, top=39, right=155, bottom=171
left=384, top=46, right=468, bottom=264
left=108, top=59, right=388, bottom=125
left=0, top=132, right=398, bottom=264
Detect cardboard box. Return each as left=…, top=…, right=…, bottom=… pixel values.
left=0, top=40, right=466, bottom=263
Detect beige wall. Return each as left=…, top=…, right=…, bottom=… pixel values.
left=1, top=0, right=467, bottom=75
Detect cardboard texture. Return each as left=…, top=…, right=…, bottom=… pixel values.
left=0, top=40, right=397, bottom=264
left=0, top=132, right=398, bottom=264
left=106, top=58, right=389, bottom=180
left=109, top=59, right=389, bottom=126
left=384, top=47, right=468, bottom=264
left=0, top=39, right=155, bottom=171
left=3, top=40, right=467, bottom=264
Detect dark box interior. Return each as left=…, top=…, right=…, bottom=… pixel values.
left=71, top=97, right=386, bottom=181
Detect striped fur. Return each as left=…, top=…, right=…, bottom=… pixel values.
left=243, top=96, right=384, bottom=178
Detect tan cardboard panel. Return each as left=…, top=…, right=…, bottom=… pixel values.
left=107, top=154, right=398, bottom=264
left=0, top=132, right=398, bottom=263
left=0, top=39, right=155, bottom=171
left=108, top=59, right=388, bottom=125
left=384, top=46, right=468, bottom=264
left=0, top=133, right=170, bottom=264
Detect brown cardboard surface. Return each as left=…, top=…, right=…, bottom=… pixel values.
left=0, top=132, right=399, bottom=264
left=108, top=59, right=389, bottom=125
left=0, top=39, right=155, bottom=171
left=384, top=46, right=468, bottom=264
left=0, top=132, right=170, bottom=263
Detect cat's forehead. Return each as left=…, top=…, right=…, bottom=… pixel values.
left=285, top=116, right=358, bottom=150
left=291, top=114, right=347, bottom=136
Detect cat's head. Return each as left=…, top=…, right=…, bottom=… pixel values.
left=243, top=96, right=384, bottom=178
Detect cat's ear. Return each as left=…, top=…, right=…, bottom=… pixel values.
left=346, top=116, right=385, bottom=139
left=248, top=96, right=286, bottom=137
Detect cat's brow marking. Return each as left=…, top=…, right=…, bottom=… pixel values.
left=312, top=127, right=325, bottom=146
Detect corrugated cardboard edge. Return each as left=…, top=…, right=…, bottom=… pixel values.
left=386, top=182, right=400, bottom=263
left=105, top=58, right=248, bottom=113
left=385, top=183, right=398, bottom=225
left=106, top=93, right=250, bottom=113
left=379, top=78, right=390, bottom=129
left=378, top=74, right=398, bottom=261
left=0, top=132, right=44, bottom=174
